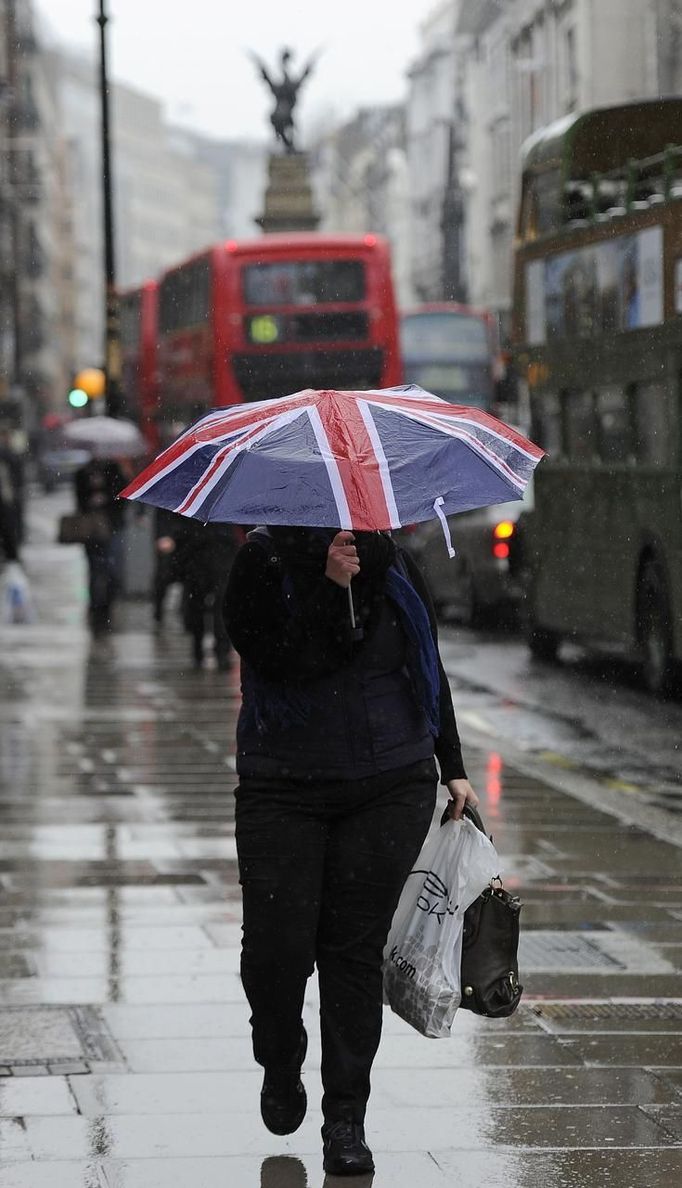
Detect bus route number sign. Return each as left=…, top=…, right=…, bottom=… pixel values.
left=248, top=315, right=281, bottom=345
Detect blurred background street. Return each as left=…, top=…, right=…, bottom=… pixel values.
left=2, top=0, right=682, bottom=1184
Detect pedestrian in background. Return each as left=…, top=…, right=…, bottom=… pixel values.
left=74, top=457, right=125, bottom=635
left=152, top=507, right=183, bottom=627
left=175, top=519, right=240, bottom=669
left=224, top=525, right=479, bottom=1176
left=0, top=427, right=23, bottom=561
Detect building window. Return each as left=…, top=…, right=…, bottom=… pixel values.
left=596, top=387, right=633, bottom=463
left=564, top=390, right=597, bottom=461
left=531, top=390, right=563, bottom=456
left=633, top=381, right=674, bottom=466
left=565, top=26, right=578, bottom=109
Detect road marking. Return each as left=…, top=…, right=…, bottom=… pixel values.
left=604, top=778, right=639, bottom=794
left=538, top=750, right=577, bottom=769
left=459, top=710, right=496, bottom=735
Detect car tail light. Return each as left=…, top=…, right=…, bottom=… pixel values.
left=492, top=520, right=515, bottom=559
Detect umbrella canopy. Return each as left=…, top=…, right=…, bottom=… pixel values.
left=121, top=386, right=544, bottom=531
left=63, top=415, right=146, bottom=459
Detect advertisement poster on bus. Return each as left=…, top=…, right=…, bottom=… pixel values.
left=526, top=226, right=663, bottom=345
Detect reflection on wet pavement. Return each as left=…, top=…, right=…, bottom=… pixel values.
left=0, top=499, right=681, bottom=1185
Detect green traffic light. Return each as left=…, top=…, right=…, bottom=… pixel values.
left=68, top=388, right=89, bottom=409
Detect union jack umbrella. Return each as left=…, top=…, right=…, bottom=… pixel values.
left=121, top=386, right=544, bottom=541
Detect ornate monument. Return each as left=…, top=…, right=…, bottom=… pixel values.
left=251, top=48, right=320, bottom=233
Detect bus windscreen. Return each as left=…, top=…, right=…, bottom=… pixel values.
left=400, top=312, right=490, bottom=362
left=243, top=260, right=366, bottom=306
left=401, top=311, right=494, bottom=407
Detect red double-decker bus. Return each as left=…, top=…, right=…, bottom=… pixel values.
left=119, top=281, right=160, bottom=451
left=154, top=232, right=402, bottom=432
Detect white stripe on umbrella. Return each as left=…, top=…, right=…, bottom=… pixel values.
left=367, top=400, right=529, bottom=492
left=364, top=390, right=541, bottom=461
left=307, top=405, right=353, bottom=530
left=357, top=399, right=401, bottom=529
left=178, top=407, right=311, bottom=518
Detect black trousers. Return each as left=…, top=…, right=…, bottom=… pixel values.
left=235, top=759, right=437, bottom=1124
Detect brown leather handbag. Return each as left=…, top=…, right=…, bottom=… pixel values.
left=57, top=512, right=111, bottom=545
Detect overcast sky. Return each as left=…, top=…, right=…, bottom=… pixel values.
left=40, top=0, right=438, bottom=141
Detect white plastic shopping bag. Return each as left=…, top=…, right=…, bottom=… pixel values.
left=383, top=817, right=500, bottom=1037
left=0, top=562, right=35, bottom=625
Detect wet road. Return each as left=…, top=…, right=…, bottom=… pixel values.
left=0, top=493, right=680, bottom=1187
left=438, top=624, right=682, bottom=817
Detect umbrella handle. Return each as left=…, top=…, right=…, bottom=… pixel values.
left=347, top=584, right=356, bottom=629
left=347, top=584, right=364, bottom=642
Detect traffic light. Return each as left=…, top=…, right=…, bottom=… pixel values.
left=68, top=368, right=106, bottom=410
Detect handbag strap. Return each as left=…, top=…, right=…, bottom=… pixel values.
left=439, top=802, right=492, bottom=841
left=462, top=804, right=491, bottom=838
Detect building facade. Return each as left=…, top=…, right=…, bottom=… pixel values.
left=312, top=104, right=412, bottom=305
left=50, top=49, right=267, bottom=375
left=456, top=0, right=682, bottom=325
left=405, top=0, right=464, bottom=303
left=1, top=1, right=76, bottom=423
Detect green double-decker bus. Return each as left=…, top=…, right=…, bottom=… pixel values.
left=512, top=99, right=682, bottom=694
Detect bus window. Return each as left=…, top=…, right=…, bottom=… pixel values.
left=535, top=169, right=562, bottom=235
left=159, top=258, right=210, bottom=333
left=242, top=261, right=366, bottom=306
left=633, top=381, right=674, bottom=466
left=596, top=387, right=633, bottom=463
left=565, top=391, right=597, bottom=461
left=531, top=391, right=563, bottom=456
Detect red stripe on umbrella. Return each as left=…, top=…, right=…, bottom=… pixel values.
left=324, top=392, right=392, bottom=531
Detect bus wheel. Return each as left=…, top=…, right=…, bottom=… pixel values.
left=638, top=562, right=675, bottom=697
left=460, top=563, right=484, bottom=629
left=525, top=580, right=560, bottom=661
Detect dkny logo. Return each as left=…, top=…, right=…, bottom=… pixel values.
left=413, top=869, right=457, bottom=923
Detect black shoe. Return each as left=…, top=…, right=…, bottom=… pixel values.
left=260, top=1029, right=308, bottom=1136
left=322, top=1120, right=374, bottom=1176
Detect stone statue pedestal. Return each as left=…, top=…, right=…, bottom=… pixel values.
left=256, top=153, right=320, bottom=233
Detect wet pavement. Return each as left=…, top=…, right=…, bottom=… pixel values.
left=0, top=493, right=681, bottom=1186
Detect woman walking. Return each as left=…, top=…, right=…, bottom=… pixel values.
left=74, top=457, right=126, bottom=635
left=224, top=526, right=478, bottom=1175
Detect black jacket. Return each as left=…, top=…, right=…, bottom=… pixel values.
left=224, top=538, right=466, bottom=784
left=74, top=460, right=126, bottom=531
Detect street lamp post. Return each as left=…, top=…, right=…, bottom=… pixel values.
left=4, top=0, right=24, bottom=404
left=96, top=0, right=122, bottom=416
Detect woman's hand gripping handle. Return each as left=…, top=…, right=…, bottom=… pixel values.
left=325, top=531, right=360, bottom=589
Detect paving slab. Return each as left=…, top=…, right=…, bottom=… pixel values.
left=432, top=1148, right=682, bottom=1188
left=16, top=1103, right=677, bottom=1161
left=72, top=1063, right=678, bottom=1118
left=0, top=1074, right=77, bottom=1115
left=101, top=1152, right=445, bottom=1188
left=0, top=1164, right=107, bottom=1188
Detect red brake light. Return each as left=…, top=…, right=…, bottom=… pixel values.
left=364, top=234, right=377, bottom=247
left=225, top=240, right=238, bottom=252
